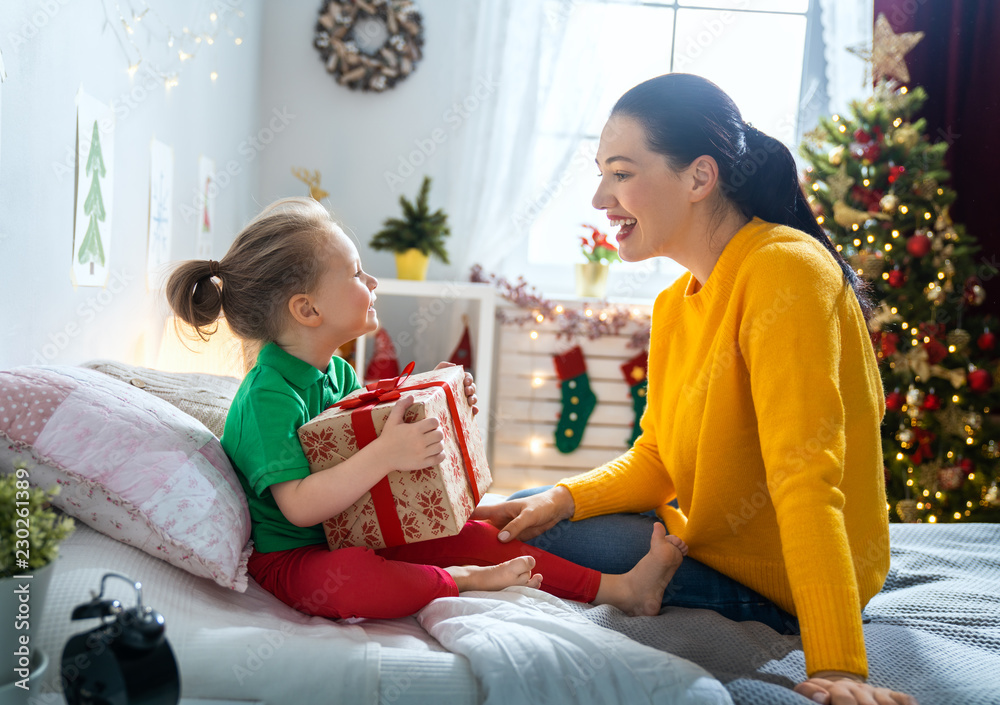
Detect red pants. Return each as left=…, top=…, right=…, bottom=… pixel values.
left=248, top=520, right=601, bottom=619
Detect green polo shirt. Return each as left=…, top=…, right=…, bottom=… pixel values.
left=221, top=342, right=361, bottom=552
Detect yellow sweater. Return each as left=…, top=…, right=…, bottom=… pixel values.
left=560, top=218, right=890, bottom=678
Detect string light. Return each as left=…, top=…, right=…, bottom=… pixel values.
left=924, top=212, right=932, bottom=220
left=893, top=117, right=903, bottom=127
left=899, top=205, right=909, bottom=214
left=529, top=437, right=544, bottom=455
left=529, top=331, right=539, bottom=340
left=210, top=71, right=218, bottom=81
left=884, top=243, right=892, bottom=251
left=531, top=376, right=544, bottom=388
left=891, top=230, right=900, bottom=238
left=535, top=313, right=544, bottom=323
left=817, top=216, right=825, bottom=225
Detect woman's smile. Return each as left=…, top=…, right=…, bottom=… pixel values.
left=609, top=216, right=637, bottom=244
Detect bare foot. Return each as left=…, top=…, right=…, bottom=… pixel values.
left=445, top=556, right=544, bottom=592
left=593, top=523, right=686, bottom=616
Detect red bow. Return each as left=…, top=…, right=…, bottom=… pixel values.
left=334, top=361, right=416, bottom=410
left=911, top=428, right=937, bottom=465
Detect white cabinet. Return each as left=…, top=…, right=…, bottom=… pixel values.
left=353, top=278, right=497, bottom=452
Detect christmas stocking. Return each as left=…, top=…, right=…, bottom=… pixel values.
left=620, top=350, right=648, bottom=446
left=553, top=346, right=597, bottom=453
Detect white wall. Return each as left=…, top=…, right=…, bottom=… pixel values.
left=0, top=0, right=264, bottom=368
left=255, top=0, right=477, bottom=370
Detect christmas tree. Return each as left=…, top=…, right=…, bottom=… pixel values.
left=799, top=15, right=1000, bottom=523
left=79, top=119, right=107, bottom=275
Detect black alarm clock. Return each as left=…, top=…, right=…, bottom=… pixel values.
left=61, top=572, right=180, bottom=705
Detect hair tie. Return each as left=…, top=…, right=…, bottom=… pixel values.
left=208, top=260, right=221, bottom=278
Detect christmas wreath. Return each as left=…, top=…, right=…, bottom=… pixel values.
left=313, top=0, right=424, bottom=93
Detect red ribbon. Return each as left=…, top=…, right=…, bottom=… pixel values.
left=335, top=362, right=482, bottom=548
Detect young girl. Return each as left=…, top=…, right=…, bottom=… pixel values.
left=166, top=196, right=687, bottom=620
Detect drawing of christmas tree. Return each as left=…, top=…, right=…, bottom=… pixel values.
left=79, top=120, right=107, bottom=275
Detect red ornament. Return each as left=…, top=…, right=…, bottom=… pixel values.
left=921, top=392, right=941, bottom=411
left=968, top=368, right=993, bottom=393
left=888, top=165, right=906, bottom=184
left=907, top=233, right=931, bottom=258
left=885, top=389, right=904, bottom=412
left=888, top=268, right=907, bottom=288
left=959, top=457, right=974, bottom=474
left=880, top=332, right=900, bottom=358
left=862, top=142, right=882, bottom=163
left=853, top=128, right=871, bottom=144
left=978, top=330, right=996, bottom=351
left=924, top=339, right=948, bottom=365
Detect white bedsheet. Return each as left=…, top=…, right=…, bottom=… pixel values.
left=418, top=588, right=732, bottom=705
left=33, top=523, right=730, bottom=704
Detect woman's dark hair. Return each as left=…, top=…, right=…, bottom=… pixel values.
left=611, top=73, right=873, bottom=321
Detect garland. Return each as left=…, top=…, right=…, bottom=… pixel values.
left=469, top=265, right=651, bottom=348
left=313, top=0, right=423, bottom=93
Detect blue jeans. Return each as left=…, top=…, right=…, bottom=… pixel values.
left=508, top=486, right=800, bottom=635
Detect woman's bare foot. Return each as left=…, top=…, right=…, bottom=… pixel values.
left=445, top=556, right=544, bottom=592
left=593, top=523, right=686, bottom=616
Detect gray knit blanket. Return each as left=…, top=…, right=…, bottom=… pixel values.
left=565, top=524, right=1000, bottom=705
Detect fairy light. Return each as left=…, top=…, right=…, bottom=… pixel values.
left=882, top=272, right=890, bottom=280
left=896, top=452, right=904, bottom=460
left=901, top=322, right=908, bottom=329
left=529, top=437, right=544, bottom=455
left=968, top=473, right=975, bottom=481
left=937, top=188, right=944, bottom=195
left=554, top=305, right=564, bottom=314
left=966, top=437, right=975, bottom=445
left=949, top=345, right=956, bottom=353
left=891, top=230, right=900, bottom=238
left=852, top=224, right=860, bottom=232
left=127, top=62, right=140, bottom=77
left=867, top=234, right=875, bottom=243
left=863, top=179, right=870, bottom=187
left=584, top=309, right=593, bottom=317
left=835, top=243, right=842, bottom=251
left=838, top=125, right=847, bottom=133
left=598, top=311, right=608, bottom=321
left=529, top=331, right=539, bottom=340
left=899, top=205, right=909, bottom=214
left=911, top=339, right=918, bottom=346
left=906, top=479, right=914, bottom=486
left=853, top=238, right=861, bottom=247
left=210, top=71, right=218, bottom=81
left=532, top=376, right=544, bottom=388
left=893, top=117, right=903, bottom=127
left=812, top=183, right=820, bottom=191
left=923, top=489, right=930, bottom=497
left=535, top=314, right=544, bottom=323
left=954, top=512, right=961, bottom=520
left=884, top=243, right=892, bottom=252
left=924, top=212, right=932, bottom=220
left=935, top=491, right=943, bottom=499
left=952, top=395, right=960, bottom=403
left=235, top=37, right=243, bottom=45
left=210, top=11, right=218, bottom=21
left=937, top=272, right=945, bottom=279
left=833, top=114, right=840, bottom=121
left=928, top=515, right=937, bottom=523
left=817, top=216, right=825, bottom=225
left=901, top=86, right=909, bottom=94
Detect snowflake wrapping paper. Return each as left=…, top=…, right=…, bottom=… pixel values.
left=297, top=366, right=492, bottom=550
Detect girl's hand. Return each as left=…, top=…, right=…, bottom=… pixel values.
left=435, top=361, right=479, bottom=415
left=376, top=395, right=446, bottom=472
left=794, top=674, right=918, bottom=704
left=472, top=486, right=576, bottom=542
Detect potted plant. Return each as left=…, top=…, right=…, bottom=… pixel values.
left=370, top=175, right=451, bottom=280
left=1, top=465, right=74, bottom=687
left=576, top=224, right=621, bottom=298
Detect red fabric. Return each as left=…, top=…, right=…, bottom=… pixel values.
left=248, top=520, right=601, bottom=620
left=873, top=1, right=1000, bottom=316
left=553, top=346, right=587, bottom=381
left=448, top=323, right=474, bottom=372
left=620, top=349, right=649, bottom=387
left=365, top=328, right=400, bottom=383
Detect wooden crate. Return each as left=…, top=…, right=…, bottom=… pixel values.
left=489, top=303, right=651, bottom=495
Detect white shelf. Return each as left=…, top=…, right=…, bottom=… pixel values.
left=354, top=279, right=497, bottom=452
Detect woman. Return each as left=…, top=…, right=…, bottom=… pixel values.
left=474, top=74, right=917, bottom=705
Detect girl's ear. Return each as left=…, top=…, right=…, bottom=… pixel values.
left=288, top=293, right=323, bottom=328
left=688, top=155, right=720, bottom=204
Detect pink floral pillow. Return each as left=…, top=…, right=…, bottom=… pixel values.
left=0, top=366, right=251, bottom=591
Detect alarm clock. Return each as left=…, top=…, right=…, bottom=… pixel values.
left=61, top=572, right=180, bottom=705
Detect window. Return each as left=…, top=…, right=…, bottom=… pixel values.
left=513, top=0, right=817, bottom=300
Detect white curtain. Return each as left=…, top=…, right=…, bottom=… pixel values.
left=818, top=0, right=875, bottom=114
left=446, top=0, right=620, bottom=273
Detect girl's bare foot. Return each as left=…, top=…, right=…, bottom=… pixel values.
left=593, top=523, right=686, bottom=616
left=446, top=556, right=543, bottom=592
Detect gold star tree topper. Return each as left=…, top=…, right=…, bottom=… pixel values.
left=848, top=13, right=924, bottom=84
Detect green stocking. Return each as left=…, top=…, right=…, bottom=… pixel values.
left=620, top=350, right=649, bottom=446
left=553, top=346, right=597, bottom=453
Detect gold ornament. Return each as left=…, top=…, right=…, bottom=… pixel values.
left=896, top=498, right=920, bottom=523
left=847, top=13, right=925, bottom=84
left=946, top=328, right=971, bottom=352
left=828, top=145, right=845, bottom=166
left=880, top=193, right=900, bottom=213
left=827, top=165, right=856, bottom=202
left=927, top=285, right=945, bottom=305
left=892, top=124, right=920, bottom=149
left=982, top=480, right=1000, bottom=509
left=834, top=201, right=889, bottom=228
left=849, top=250, right=886, bottom=279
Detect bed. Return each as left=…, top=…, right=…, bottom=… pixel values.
left=4, top=361, right=1000, bottom=704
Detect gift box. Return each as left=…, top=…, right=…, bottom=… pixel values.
left=297, top=363, right=492, bottom=550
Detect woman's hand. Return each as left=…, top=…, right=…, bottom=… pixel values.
left=472, top=486, right=576, bottom=542
left=435, top=361, right=479, bottom=415
left=375, top=395, right=446, bottom=471
left=794, top=673, right=918, bottom=704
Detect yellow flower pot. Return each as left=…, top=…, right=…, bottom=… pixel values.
left=394, top=248, right=430, bottom=280
left=575, top=262, right=609, bottom=298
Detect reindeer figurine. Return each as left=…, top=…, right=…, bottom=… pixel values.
left=291, top=167, right=330, bottom=201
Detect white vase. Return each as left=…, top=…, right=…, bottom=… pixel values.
left=0, top=561, right=57, bottom=688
